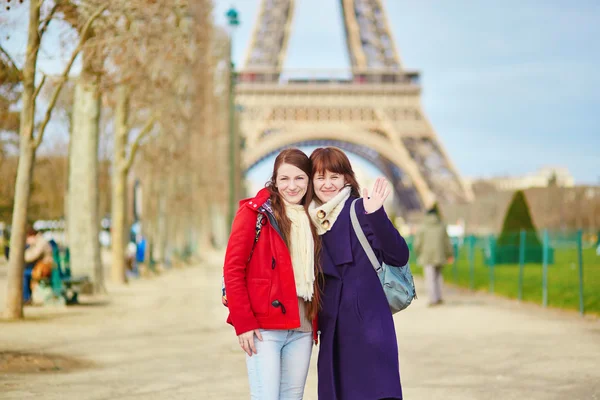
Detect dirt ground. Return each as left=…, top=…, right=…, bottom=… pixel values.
left=0, top=252, right=599, bottom=400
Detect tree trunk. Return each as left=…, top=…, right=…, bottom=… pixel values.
left=140, top=166, right=156, bottom=269
left=210, top=202, right=227, bottom=249
left=4, top=143, right=35, bottom=319
left=67, top=65, right=103, bottom=293
left=110, top=86, right=129, bottom=283
left=195, top=190, right=212, bottom=256
left=110, top=165, right=128, bottom=282
left=3, top=0, right=41, bottom=319
left=154, top=178, right=168, bottom=267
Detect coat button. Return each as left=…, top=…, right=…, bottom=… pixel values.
left=321, top=220, right=330, bottom=229
left=317, top=210, right=326, bottom=219
left=271, top=300, right=287, bottom=314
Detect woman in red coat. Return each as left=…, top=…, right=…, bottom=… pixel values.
left=223, top=148, right=322, bottom=400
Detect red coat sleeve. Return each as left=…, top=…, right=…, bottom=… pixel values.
left=223, top=206, right=260, bottom=336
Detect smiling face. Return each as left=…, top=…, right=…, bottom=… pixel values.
left=310, top=147, right=360, bottom=204
left=275, top=163, right=309, bottom=205
left=313, top=169, right=347, bottom=203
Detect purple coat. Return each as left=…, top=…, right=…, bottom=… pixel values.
left=317, top=197, right=410, bottom=400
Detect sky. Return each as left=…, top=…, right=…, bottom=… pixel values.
left=213, top=0, right=600, bottom=185
left=2, top=1, right=599, bottom=186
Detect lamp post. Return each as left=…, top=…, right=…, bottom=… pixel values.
left=226, top=7, right=240, bottom=232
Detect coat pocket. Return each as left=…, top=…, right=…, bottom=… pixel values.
left=248, top=278, right=271, bottom=316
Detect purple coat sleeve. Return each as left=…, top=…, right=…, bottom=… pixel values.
left=356, top=199, right=410, bottom=266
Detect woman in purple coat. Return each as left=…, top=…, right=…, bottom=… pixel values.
left=308, top=147, right=410, bottom=400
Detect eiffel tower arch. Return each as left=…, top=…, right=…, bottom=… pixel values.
left=236, top=0, right=473, bottom=217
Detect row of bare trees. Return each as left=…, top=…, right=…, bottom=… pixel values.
left=1, top=0, right=234, bottom=319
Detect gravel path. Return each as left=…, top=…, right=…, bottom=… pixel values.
left=1, top=253, right=598, bottom=399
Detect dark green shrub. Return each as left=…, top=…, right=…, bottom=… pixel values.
left=493, top=191, right=553, bottom=264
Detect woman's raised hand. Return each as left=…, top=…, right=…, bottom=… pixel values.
left=362, top=177, right=391, bottom=214
left=238, top=329, right=263, bottom=357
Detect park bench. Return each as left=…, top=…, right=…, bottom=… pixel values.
left=43, top=242, right=90, bottom=305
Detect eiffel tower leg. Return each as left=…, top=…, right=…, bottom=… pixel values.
left=244, top=0, right=295, bottom=73
left=402, top=136, right=474, bottom=204
left=341, top=0, right=402, bottom=70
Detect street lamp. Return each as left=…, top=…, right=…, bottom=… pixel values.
left=226, top=7, right=240, bottom=29
left=226, top=7, right=239, bottom=231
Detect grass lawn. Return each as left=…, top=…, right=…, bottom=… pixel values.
left=408, top=245, right=600, bottom=316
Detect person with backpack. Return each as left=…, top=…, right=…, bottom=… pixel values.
left=308, top=147, right=410, bottom=400
left=223, top=148, right=322, bottom=400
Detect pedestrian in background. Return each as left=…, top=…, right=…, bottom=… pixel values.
left=23, top=226, right=54, bottom=305
left=413, top=207, right=454, bottom=306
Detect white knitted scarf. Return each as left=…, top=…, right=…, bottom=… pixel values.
left=308, top=186, right=352, bottom=235
left=284, top=203, right=315, bottom=301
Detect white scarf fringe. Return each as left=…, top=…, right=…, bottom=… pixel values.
left=285, top=203, right=315, bottom=301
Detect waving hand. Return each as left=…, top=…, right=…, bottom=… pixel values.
left=362, top=177, right=391, bottom=214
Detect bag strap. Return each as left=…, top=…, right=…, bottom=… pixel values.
left=246, top=213, right=265, bottom=263
left=350, top=199, right=383, bottom=273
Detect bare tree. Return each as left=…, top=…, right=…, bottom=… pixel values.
left=0, top=41, right=23, bottom=222
left=0, top=45, right=22, bottom=168
left=60, top=1, right=132, bottom=291
left=3, top=1, right=105, bottom=319
left=102, top=0, right=217, bottom=277
left=94, top=2, right=195, bottom=281
left=66, top=47, right=105, bottom=292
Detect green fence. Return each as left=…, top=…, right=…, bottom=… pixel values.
left=406, top=230, right=600, bottom=316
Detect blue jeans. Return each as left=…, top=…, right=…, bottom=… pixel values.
left=246, top=329, right=313, bottom=400
left=23, top=265, right=34, bottom=302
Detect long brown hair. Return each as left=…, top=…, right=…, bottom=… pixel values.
left=310, top=147, right=361, bottom=204
left=266, top=148, right=323, bottom=320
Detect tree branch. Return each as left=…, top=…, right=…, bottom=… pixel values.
left=0, top=44, right=22, bottom=77
left=123, top=116, right=157, bottom=173
left=33, top=74, right=47, bottom=101
left=33, top=4, right=107, bottom=150
left=39, top=3, right=60, bottom=38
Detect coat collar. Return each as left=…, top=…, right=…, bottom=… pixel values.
left=309, top=186, right=352, bottom=235
left=241, top=187, right=271, bottom=211
left=240, top=188, right=285, bottom=241
left=321, top=196, right=356, bottom=277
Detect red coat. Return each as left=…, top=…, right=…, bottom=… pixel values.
left=224, top=188, right=311, bottom=337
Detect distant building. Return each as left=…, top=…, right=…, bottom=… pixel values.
left=466, top=166, right=575, bottom=196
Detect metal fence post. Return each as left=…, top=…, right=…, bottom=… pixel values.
left=542, top=230, right=549, bottom=308
left=577, top=230, right=585, bottom=316
left=489, top=235, right=495, bottom=294
left=452, top=242, right=458, bottom=283
left=518, top=229, right=525, bottom=301
left=469, top=235, right=475, bottom=290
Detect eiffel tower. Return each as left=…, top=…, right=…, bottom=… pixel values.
left=237, top=0, right=473, bottom=217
